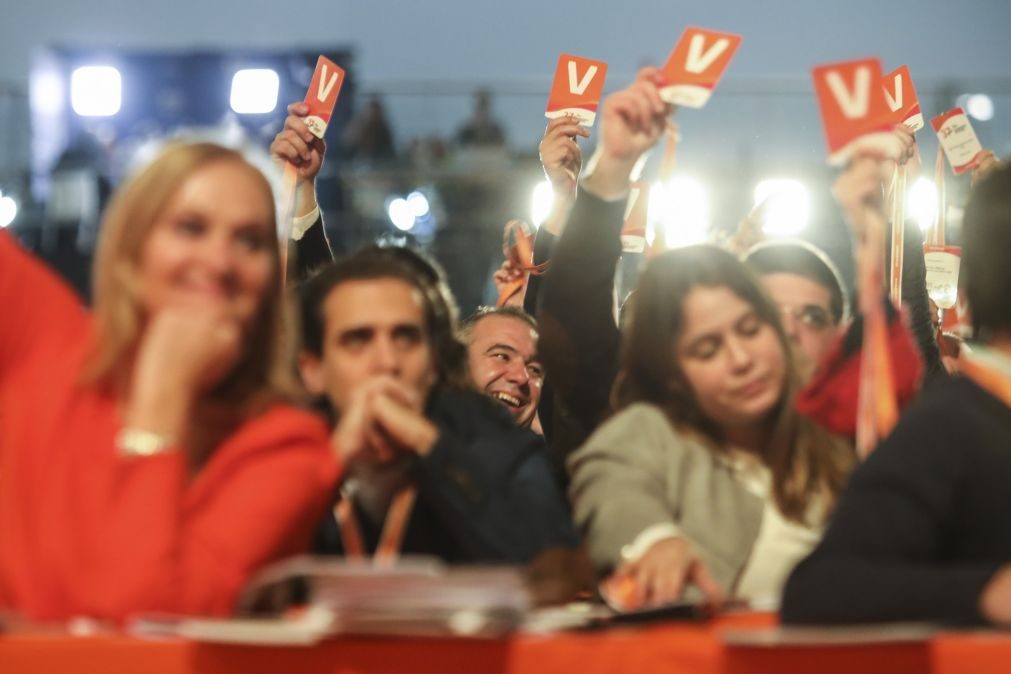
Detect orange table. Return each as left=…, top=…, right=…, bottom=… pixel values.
left=10, top=614, right=1008, bottom=674
left=931, top=632, right=1011, bottom=674
left=0, top=612, right=774, bottom=674
left=724, top=640, right=930, bottom=674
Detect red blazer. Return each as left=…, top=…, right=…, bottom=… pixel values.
left=0, top=232, right=340, bottom=621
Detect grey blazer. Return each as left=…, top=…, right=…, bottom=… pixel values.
left=568, top=403, right=765, bottom=593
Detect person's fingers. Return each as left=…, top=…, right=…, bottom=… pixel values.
left=631, top=562, right=654, bottom=604
left=639, top=78, right=667, bottom=117
left=608, top=93, right=639, bottom=129
left=279, top=130, right=312, bottom=160
left=552, top=120, right=590, bottom=141
left=690, top=561, right=725, bottom=606
left=365, top=424, right=398, bottom=463
left=543, top=115, right=573, bottom=134
left=636, top=65, right=664, bottom=87
left=284, top=115, right=315, bottom=144
left=271, top=138, right=304, bottom=165
left=651, top=563, right=687, bottom=605
left=368, top=377, right=421, bottom=411
left=627, top=84, right=655, bottom=131
left=287, top=101, right=309, bottom=116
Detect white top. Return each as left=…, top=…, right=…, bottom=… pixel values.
left=725, top=451, right=822, bottom=606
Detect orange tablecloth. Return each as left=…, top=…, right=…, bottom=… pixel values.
left=724, top=641, right=930, bottom=674
left=0, top=612, right=775, bottom=674
left=931, top=632, right=1011, bottom=674
left=5, top=613, right=1008, bottom=674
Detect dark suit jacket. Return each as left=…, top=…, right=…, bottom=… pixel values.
left=313, top=388, right=580, bottom=563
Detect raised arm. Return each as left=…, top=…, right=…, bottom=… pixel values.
left=537, top=68, right=672, bottom=458
left=270, top=101, right=334, bottom=281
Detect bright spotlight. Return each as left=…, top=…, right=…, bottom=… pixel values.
left=388, top=197, right=416, bottom=231
left=407, top=191, right=430, bottom=218
left=229, top=69, right=280, bottom=114
left=31, top=70, right=64, bottom=117
left=966, top=94, right=994, bottom=122
left=71, top=66, right=121, bottom=117
left=530, top=181, right=554, bottom=228
left=0, top=196, right=17, bottom=228
left=907, top=177, right=939, bottom=232
left=753, top=179, right=810, bottom=236
left=648, top=177, right=710, bottom=248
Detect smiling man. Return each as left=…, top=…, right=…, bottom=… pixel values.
left=460, top=306, right=544, bottom=431
left=298, top=247, right=577, bottom=563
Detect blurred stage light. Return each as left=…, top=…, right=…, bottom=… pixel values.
left=530, top=180, right=554, bottom=228
left=649, top=177, right=710, bottom=248
left=0, top=195, right=17, bottom=229
left=407, top=191, right=430, bottom=218
left=229, top=69, right=279, bottom=114
left=966, top=94, right=994, bottom=122
left=753, top=179, right=810, bottom=236
left=907, top=177, right=939, bottom=232
left=71, top=66, right=121, bottom=117
left=31, top=70, right=63, bottom=116
left=388, top=197, right=416, bottom=231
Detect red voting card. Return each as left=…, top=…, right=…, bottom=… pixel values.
left=932, top=108, right=984, bottom=175
left=882, top=65, right=923, bottom=131
left=304, top=56, right=346, bottom=139
left=659, top=27, right=742, bottom=108
left=545, top=54, right=608, bottom=126
left=812, top=57, right=903, bottom=165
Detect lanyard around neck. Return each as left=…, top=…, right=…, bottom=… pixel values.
left=334, top=485, right=418, bottom=565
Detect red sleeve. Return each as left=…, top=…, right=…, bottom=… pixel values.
left=84, top=407, right=340, bottom=618
left=0, top=231, right=88, bottom=377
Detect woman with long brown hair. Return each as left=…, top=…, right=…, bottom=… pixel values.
left=0, top=143, right=341, bottom=620
left=569, top=245, right=853, bottom=608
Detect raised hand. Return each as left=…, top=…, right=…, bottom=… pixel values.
left=583, top=67, right=674, bottom=200
left=539, top=115, right=590, bottom=198
left=270, top=102, right=327, bottom=182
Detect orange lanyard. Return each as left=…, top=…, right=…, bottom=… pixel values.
left=334, top=485, right=418, bottom=566
left=497, top=220, right=549, bottom=307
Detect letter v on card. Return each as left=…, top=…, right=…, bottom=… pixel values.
left=659, top=27, right=742, bottom=108
left=881, top=65, right=923, bottom=131
left=304, top=56, right=346, bottom=139
left=545, top=54, right=609, bottom=126
left=812, top=57, right=903, bottom=165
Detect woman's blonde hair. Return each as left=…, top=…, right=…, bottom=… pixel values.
left=614, top=246, right=854, bottom=523
left=87, top=142, right=296, bottom=462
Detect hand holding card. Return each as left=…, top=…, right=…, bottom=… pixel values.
left=812, top=57, right=904, bottom=165
left=882, top=65, right=924, bottom=131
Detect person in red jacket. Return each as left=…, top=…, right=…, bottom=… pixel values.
left=0, top=143, right=342, bottom=622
